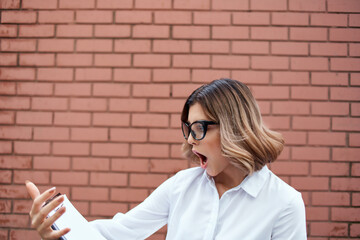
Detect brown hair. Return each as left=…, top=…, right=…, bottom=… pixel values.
left=181, top=78, right=284, bottom=175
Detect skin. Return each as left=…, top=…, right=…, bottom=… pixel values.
left=187, top=103, right=246, bottom=198
left=25, top=181, right=70, bottom=240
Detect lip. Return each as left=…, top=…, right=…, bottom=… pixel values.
left=192, top=150, right=208, bottom=169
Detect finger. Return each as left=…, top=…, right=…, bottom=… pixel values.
left=45, top=228, right=71, bottom=240
left=25, top=180, right=41, bottom=200
left=32, top=195, right=64, bottom=229
left=31, top=186, right=57, bottom=215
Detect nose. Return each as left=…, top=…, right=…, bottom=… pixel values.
left=187, top=133, right=198, bottom=145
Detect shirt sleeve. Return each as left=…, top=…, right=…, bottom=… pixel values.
left=271, top=191, right=307, bottom=240
left=90, top=175, right=175, bottom=240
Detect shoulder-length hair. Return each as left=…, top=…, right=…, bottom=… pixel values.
left=181, top=78, right=284, bottom=175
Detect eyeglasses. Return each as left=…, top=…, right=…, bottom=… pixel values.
left=181, top=120, right=218, bottom=141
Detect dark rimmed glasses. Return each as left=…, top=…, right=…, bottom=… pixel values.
left=181, top=120, right=218, bottom=141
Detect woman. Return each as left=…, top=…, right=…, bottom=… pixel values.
left=26, top=79, right=307, bottom=239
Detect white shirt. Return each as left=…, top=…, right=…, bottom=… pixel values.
left=91, top=166, right=307, bottom=240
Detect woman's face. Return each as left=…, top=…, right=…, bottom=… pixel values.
left=187, top=103, right=232, bottom=178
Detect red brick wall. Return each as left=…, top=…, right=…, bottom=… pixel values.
left=1, top=0, right=360, bottom=239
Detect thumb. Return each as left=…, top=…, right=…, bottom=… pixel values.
left=25, top=180, right=40, bottom=200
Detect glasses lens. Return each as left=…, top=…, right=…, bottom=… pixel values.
left=191, top=122, right=205, bottom=140
left=181, top=122, right=190, bottom=139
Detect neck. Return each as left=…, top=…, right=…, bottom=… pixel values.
left=213, top=165, right=246, bottom=190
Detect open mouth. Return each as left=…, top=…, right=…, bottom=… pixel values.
left=193, top=150, right=208, bottom=169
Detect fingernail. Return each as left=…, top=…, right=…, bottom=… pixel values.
left=49, top=187, right=56, bottom=193
left=57, top=195, right=64, bottom=202
left=25, top=180, right=30, bottom=184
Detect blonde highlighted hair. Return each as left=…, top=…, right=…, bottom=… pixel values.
left=181, top=79, right=284, bottom=175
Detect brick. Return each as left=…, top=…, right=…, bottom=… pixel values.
left=133, top=84, right=170, bottom=97
left=111, top=188, right=148, bottom=202
left=20, top=53, right=55, bottom=66
left=331, top=87, right=360, bottom=101
left=38, top=68, right=73, bottom=81
left=331, top=58, right=360, bottom=72
left=193, top=40, right=229, bottom=53
left=96, top=0, right=132, bottom=9
left=32, top=97, right=68, bottom=110
left=55, top=83, right=91, bottom=96
left=291, top=57, right=328, bottom=71
left=292, top=177, right=329, bottom=191
left=71, top=127, right=108, bottom=141
left=38, top=10, right=74, bottom=23
left=350, top=223, right=360, bottom=237
left=0, top=141, right=11, bottom=153
left=112, top=158, right=149, bottom=172
left=132, top=114, right=168, bottom=127
left=111, top=128, right=147, bottom=142
left=311, top=102, right=349, bottom=116
left=16, top=111, right=52, bottom=125
left=131, top=144, right=169, bottom=158
left=289, top=0, right=325, bottom=11
left=306, top=207, right=329, bottom=221
left=272, top=71, right=309, bottom=85
left=0, top=199, right=12, bottom=212
left=213, top=55, right=249, bottom=69
left=311, top=43, right=347, bottom=56
left=252, top=56, right=288, bottom=70
left=309, top=132, right=346, bottom=146
left=90, top=172, right=127, bottom=186
left=0, top=111, right=15, bottom=124
left=153, top=69, right=190, bottom=82
left=352, top=103, right=360, bottom=116
left=292, top=146, right=329, bottom=161
left=0, top=170, right=12, bottom=183
left=328, top=0, right=360, bottom=12
left=38, top=39, right=74, bottom=52
left=350, top=43, right=360, bottom=57
left=0, top=25, right=17, bottom=37
left=262, top=116, right=290, bottom=130
left=154, top=11, right=192, bottom=24
left=233, top=12, right=269, bottom=25
left=19, top=25, right=54, bottom=37
left=0, top=156, right=31, bottom=169
left=130, top=173, right=168, bottom=187
left=212, top=26, right=248, bottom=39
left=0, top=39, right=36, bottom=52
left=0, top=53, right=17, bottom=66
left=17, top=82, right=53, bottom=96
left=114, top=39, right=151, bottom=52
left=172, top=84, right=202, bottom=98
left=232, top=71, right=270, bottom=84
left=280, top=131, right=306, bottom=145
left=76, top=10, right=112, bottom=23
left=0, top=97, right=30, bottom=110
left=91, top=202, right=127, bottom=216
left=93, top=113, right=130, bottom=126
left=251, top=27, right=287, bottom=40
left=311, top=162, right=349, bottom=176
left=22, top=0, right=57, bottom=9
left=54, top=112, right=91, bottom=126
left=251, top=86, right=289, bottom=100
left=251, top=0, right=286, bottom=10
left=0, top=67, right=35, bottom=81
left=291, top=27, right=327, bottom=41
left=134, top=54, right=170, bottom=67
left=174, top=0, right=210, bottom=9
left=149, top=99, right=185, bottom=113
left=115, top=10, right=151, bottom=24
left=0, top=82, right=16, bottom=94
left=0, top=185, right=29, bottom=198
left=331, top=29, right=360, bottom=42
left=310, top=222, right=348, bottom=237
left=14, top=170, right=50, bottom=184
left=133, top=25, right=169, bottom=38
left=173, top=54, right=210, bottom=68
left=0, top=215, right=28, bottom=228
left=353, top=163, right=360, bottom=176
left=73, top=157, right=109, bottom=171
left=332, top=177, right=360, bottom=191
left=270, top=161, right=309, bottom=176
left=271, top=42, right=308, bottom=56
left=293, top=116, right=330, bottom=130
left=72, top=187, right=108, bottom=201
left=332, top=208, right=360, bottom=221
left=173, top=26, right=210, bottom=39
left=311, top=13, right=347, bottom=27
left=95, top=25, right=131, bottom=38
left=54, top=143, right=88, bottom=157
left=59, top=0, right=95, bottom=8
left=291, top=86, right=328, bottom=100
left=272, top=13, right=308, bottom=26
left=33, top=156, right=70, bottom=170
left=109, top=99, right=147, bottom=112
left=14, top=141, right=50, bottom=154
left=212, top=0, right=247, bottom=9
left=135, top=0, right=171, bottom=9
left=350, top=14, right=360, bottom=27
left=57, top=53, right=92, bottom=66
left=33, top=127, right=69, bottom=140
left=57, top=24, right=93, bottom=37
left=333, top=117, right=360, bottom=131
left=92, top=143, right=129, bottom=157
left=273, top=101, right=310, bottom=115
left=0, top=0, right=20, bottom=8
left=150, top=129, right=183, bottom=143
left=77, top=39, right=112, bottom=52
left=311, top=72, right=348, bottom=86
left=333, top=148, right=360, bottom=162
left=192, top=69, right=230, bottom=82
left=2, top=11, right=37, bottom=23
left=150, top=159, right=188, bottom=173
left=194, top=12, right=230, bottom=25
left=93, top=83, right=130, bottom=97
left=232, top=41, right=269, bottom=55
left=350, top=133, right=360, bottom=147
left=75, top=68, right=112, bottom=81
left=94, top=54, right=131, bottom=67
